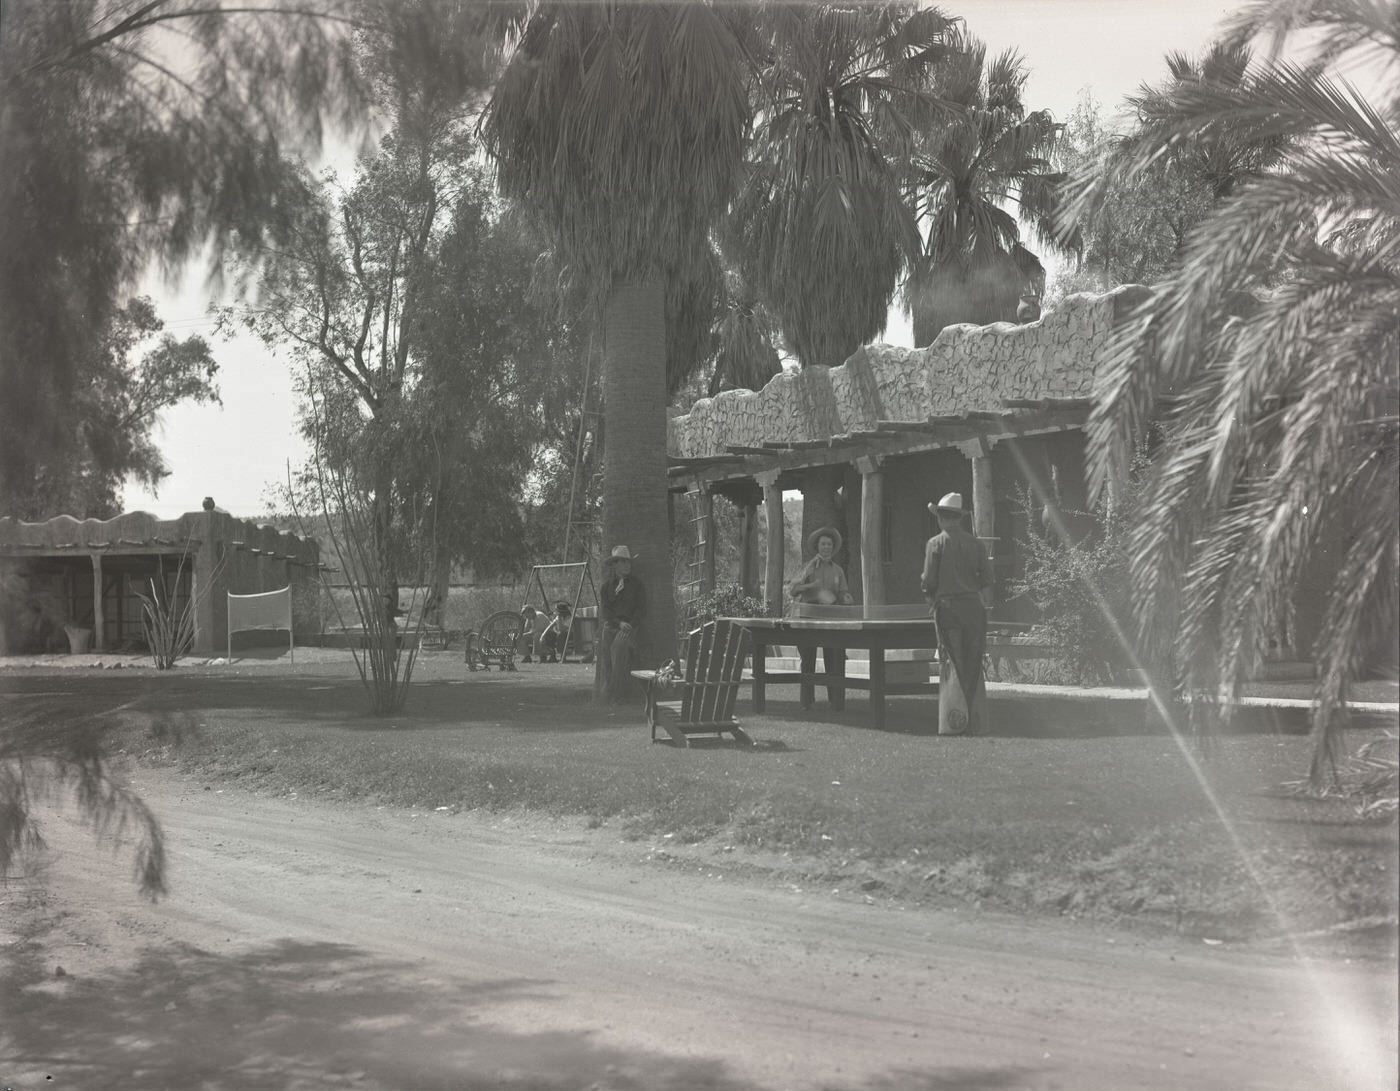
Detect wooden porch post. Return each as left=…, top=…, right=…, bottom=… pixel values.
left=91, top=554, right=105, bottom=652
left=962, top=439, right=996, bottom=606
left=855, top=455, right=885, bottom=607
left=738, top=500, right=760, bottom=599
left=757, top=470, right=784, bottom=617
left=697, top=486, right=716, bottom=596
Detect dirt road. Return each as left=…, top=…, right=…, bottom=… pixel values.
left=3, top=771, right=1395, bottom=1090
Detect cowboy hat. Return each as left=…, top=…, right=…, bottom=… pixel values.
left=929, top=492, right=966, bottom=516
left=806, top=525, right=843, bottom=555
left=605, top=544, right=638, bottom=563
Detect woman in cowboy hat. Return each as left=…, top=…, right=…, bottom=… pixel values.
left=921, top=493, right=994, bottom=735
left=599, top=545, right=647, bottom=704
left=787, top=526, right=853, bottom=711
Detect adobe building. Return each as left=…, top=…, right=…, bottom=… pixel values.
left=668, top=285, right=1150, bottom=618
left=0, top=500, right=323, bottom=656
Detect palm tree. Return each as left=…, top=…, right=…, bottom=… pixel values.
left=906, top=29, right=1066, bottom=346
left=725, top=3, right=958, bottom=557
left=482, top=2, right=753, bottom=662
left=732, top=3, right=957, bottom=370
left=1063, top=0, right=1399, bottom=784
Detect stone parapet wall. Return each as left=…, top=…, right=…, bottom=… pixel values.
left=669, top=286, right=1148, bottom=458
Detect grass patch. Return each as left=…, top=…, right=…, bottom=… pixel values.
left=13, top=654, right=1397, bottom=954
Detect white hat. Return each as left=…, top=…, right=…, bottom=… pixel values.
left=930, top=492, right=966, bottom=516
left=606, top=545, right=637, bottom=563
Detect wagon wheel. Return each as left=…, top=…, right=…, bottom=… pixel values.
left=464, top=631, right=483, bottom=671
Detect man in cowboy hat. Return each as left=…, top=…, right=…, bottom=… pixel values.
left=599, top=544, right=647, bottom=704
left=787, top=525, right=853, bottom=711
left=922, top=493, right=993, bottom=735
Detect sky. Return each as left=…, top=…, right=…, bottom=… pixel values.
left=123, top=0, right=1243, bottom=521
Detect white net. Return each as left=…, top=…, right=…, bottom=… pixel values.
left=227, top=586, right=293, bottom=659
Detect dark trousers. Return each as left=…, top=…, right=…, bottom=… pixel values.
left=934, top=593, right=988, bottom=701
left=799, top=645, right=845, bottom=709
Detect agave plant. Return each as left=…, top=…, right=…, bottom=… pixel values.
left=134, top=547, right=216, bottom=670
left=1062, top=0, right=1400, bottom=784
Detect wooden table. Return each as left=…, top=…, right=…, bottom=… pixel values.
left=723, top=613, right=940, bottom=730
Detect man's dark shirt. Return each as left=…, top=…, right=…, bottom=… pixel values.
left=601, top=574, right=646, bottom=626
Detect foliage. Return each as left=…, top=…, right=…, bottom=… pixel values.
left=291, top=437, right=429, bottom=716
left=225, top=2, right=543, bottom=635
left=0, top=0, right=367, bottom=516
left=905, top=26, right=1067, bottom=345
left=2, top=705, right=166, bottom=899
left=411, top=191, right=589, bottom=584
left=1050, top=44, right=1291, bottom=299
left=1008, top=482, right=1139, bottom=686
left=23, top=296, right=220, bottom=519
left=731, top=3, right=957, bottom=368
left=1060, top=0, right=1400, bottom=784
left=1048, top=91, right=1210, bottom=298
left=686, top=584, right=773, bottom=630
left=482, top=2, right=752, bottom=300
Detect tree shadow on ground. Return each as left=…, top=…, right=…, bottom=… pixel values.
left=2, top=932, right=1032, bottom=1091
left=0, top=668, right=634, bottom=733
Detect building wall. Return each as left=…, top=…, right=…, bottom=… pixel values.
left=0, top=508, right=321, bottom=655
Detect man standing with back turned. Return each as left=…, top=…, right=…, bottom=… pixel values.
left=922, top=492, right=993, bottom=735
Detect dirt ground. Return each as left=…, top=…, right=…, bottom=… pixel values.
left=2, top=652, right=1397, bottom=1090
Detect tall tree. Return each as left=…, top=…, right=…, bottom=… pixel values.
left=732, top=3, right=957, bottom=370
left=1062, top=0, right=1399, bottom=784
left=905, top=28, right=1066, bottom=346
left=0, top=0, right=367, bottom=515
left=482, top=1, right=754, bottom=663
left=411, top=193, right=589, bottom=608
left=224, top=0, right=513, bottom=667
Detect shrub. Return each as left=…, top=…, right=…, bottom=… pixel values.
left=685, top=584, right=772, bottom=631
left=1009, top=479, right=1140, bottom=686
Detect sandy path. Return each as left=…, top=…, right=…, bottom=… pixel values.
left=3, top=771, right=1395, bottom=1090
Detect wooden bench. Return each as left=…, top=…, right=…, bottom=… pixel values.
left=631, top=619, right=754, bottom=747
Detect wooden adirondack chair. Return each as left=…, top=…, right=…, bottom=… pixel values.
left=631, top=619, right=754, bottom=747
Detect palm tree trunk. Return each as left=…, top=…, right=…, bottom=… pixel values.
left=602, top=276, right=675, bottom=666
